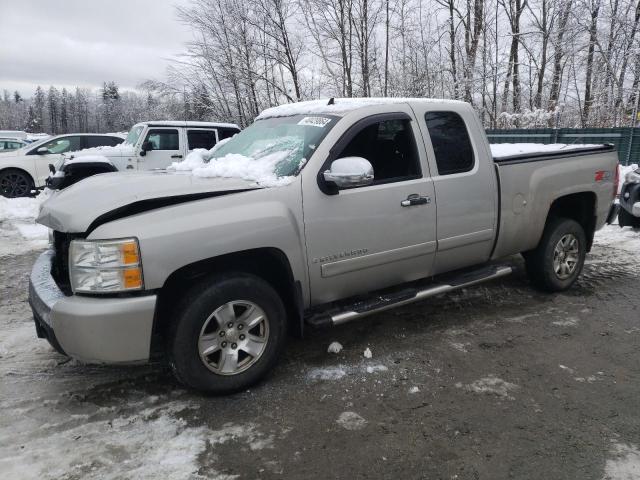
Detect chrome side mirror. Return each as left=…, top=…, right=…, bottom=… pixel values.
left=323, top=157, right=374, bottom=189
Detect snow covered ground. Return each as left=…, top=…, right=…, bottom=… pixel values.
left=0, top=171, right=638, bottom=479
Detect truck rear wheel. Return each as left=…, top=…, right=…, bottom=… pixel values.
left=168, top=273, right=287, bottom=394
left=524, top=217, right=586, bottom=292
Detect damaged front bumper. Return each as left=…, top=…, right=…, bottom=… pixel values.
left=28, top=250, right=157, bottom=363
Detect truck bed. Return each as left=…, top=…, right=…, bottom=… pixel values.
left=489, top=143, right=619, bottom=260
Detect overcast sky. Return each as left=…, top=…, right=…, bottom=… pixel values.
left=0, top=0, right=192, bottom=97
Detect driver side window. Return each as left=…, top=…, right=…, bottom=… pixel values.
left=336, top=118, right=421, bottom=183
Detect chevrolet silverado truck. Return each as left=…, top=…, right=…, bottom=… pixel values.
left=46, top=121, right=241, bottom=190
left=29, top=98, right=619, bottom=393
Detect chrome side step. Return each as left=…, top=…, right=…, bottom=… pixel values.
left=306, top=265, right=513, bottom=328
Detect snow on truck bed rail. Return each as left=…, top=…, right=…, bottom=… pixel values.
left=490, top=143, right=603, bottom=158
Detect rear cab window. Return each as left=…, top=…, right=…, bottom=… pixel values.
left=424, top=111, right=475, bottom=175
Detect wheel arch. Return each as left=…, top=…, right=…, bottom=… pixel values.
left=152, top=247, right=304, bottom=354
left=545, top=191, right=597, bottom=251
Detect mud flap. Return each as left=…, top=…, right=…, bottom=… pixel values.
left=606, top=204, right=620, bottom=224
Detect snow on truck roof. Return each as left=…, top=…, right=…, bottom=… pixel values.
left=256, top=97, right=467, bottom=120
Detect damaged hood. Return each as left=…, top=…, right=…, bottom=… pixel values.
left=37, top=170, right=259, bottom=233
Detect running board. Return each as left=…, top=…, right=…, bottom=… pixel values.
left=306, top=265, right=513, bottom=328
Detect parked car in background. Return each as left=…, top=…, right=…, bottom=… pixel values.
left=48, top=121, right=241, bottom=190
left=618, top=165, right=640, bottom=228
left=0, top=133, right=124, bottom=197
left=0, top=138, right=28, bottom=151
left=30, top=98, right=618, bottom=393
left=0, top=130, right=28, bottom=141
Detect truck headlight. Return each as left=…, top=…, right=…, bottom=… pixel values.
left=69, top=238, right=144, bottom=293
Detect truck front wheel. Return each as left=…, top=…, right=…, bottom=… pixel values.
left=524, top=217, right=587, bottom=292
left=168, top=273, right=288, bottom=393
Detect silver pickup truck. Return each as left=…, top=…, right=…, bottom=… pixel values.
left=29, top=98, right=619, bottom=393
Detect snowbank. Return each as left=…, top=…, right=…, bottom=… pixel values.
left=0, top=191, right=50, bottom=257
left=169, top=137, right=302, bottom=187
left=0, top=194, right=43, bottom=221
left=490, top=143, right=602, bottom=158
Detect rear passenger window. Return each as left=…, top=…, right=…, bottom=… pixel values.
left=187, top=130, right=217, bottom=150
left=424, top=111, right=474, bottom=175
left=336, top=118, right=420, bottom=183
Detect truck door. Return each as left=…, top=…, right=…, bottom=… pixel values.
left=412, top=107, right=498, bottom=274
left=138, top=128, right=182, bottom=170
left=302, top=109, right=437, bottom=305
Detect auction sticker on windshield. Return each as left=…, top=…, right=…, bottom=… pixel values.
left=298, top=116, right=332, bottom=128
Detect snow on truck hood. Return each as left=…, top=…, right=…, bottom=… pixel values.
left=37, top=171, right=259, bottom=233
left=66, top=144, right=134, bottom=159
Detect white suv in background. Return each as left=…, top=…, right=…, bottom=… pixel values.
left=48, top=121, right=241, bottom=190
left=0, top=133, right=124, bottom=197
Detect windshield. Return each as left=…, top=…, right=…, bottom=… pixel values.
left=125, top=125, right=144, bottom=146
left=170, top=114, right=338, bottom=186
left=211, top=115, right=337, bottom=177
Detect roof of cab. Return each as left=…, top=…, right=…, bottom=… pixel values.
left=256, top=97, right=468, bottom=120
left=142, top=121, right=240, bottom=129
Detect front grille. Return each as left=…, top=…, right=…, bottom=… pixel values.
left=51, top=231, right=81, bottom=295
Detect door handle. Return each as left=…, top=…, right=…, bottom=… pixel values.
left=171, top=154, right=183, bottom=159
left=401, top=194, right=431, bottom=207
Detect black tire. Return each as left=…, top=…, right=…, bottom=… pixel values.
left=0, top=168, right=34, bottom=198
left=168, top=273, right=287, bottom=394
left=618, top=207, right=640, bottom=228
left=524, top=217, right=587, bottom=292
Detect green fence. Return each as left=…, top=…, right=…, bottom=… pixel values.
left=485, top=128, right=640, bottom=165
